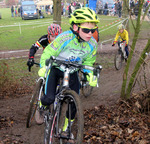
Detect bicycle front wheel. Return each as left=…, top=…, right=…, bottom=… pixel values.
left=58, top=90, right=84, bottom=144
left=114, top=51, right=123, bottom=70
left=26, top=79, right=44, bottom=128
left=81, top=82, right=93, bottom=97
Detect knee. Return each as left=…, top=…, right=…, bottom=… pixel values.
left=41, top=95, right=55, bottom=106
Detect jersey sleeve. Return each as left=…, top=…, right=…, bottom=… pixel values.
left=82, top=43, right=97, bottom=74
left=29, top=41, right=41, bottom=58
left=40, top=36, right=63, bottom=67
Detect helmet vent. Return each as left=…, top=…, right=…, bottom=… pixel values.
left=88, top=8, right=93, bottom=15
left=76, top=16, right=85, bottom=20
left=83, top=14, right=93, bottom=20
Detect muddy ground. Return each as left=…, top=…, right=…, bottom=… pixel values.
left=0, top=40, right=149, bottom=143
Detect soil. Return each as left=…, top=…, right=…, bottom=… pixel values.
left=0, top=40, right=149, bottom=144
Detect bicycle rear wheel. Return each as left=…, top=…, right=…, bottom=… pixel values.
left=58, top=90, right=84, bottom=144
left=114, top=51, right=124, bottom=70
left=26, top=79, right=44, bottom=128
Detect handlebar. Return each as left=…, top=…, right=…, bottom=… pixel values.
left=47, top=56, right=102, bottom=85
left=48, top=56, right=102, bottom=72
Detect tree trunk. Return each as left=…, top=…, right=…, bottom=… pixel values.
left=121, top=0, right=144, bottom=99
left=53, top=0, right=61, bottom=26
left=126, top=39, right=150, bottom=99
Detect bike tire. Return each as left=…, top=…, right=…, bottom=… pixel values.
left=48, top=90, right=84, bottom=144
left=81, top=83, right=93, bottom=97
left=59, top=90, right=84, bottom=144
left=79, top=72, right=93, bottom=97
left=44, top=104, right=55, bottom=144
left=26, top=79, right=44, bottom=128
left=114, top=51, right=123, bottom=70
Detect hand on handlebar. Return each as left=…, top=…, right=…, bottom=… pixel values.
left=86, top=73, right=97, bottom=87
left=27, top=58, right=34, bottom=67
left=27, top=58, right=34, bottom=72
left=112, top=43, right=115, bottom=47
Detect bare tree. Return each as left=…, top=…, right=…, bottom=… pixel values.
left=53, top=0, right=61, bottom=26
left=121, top=0, right=150, bottom=99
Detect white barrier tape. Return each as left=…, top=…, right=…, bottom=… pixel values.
left=99, top=19, right=121, bottom=29
left=0, top=20, right=53, bottom=28
left=32, top=23, right=50, bottom=28
left=0, top=54, right=41, bottom=61
left=99, top=18, right=128, bottom=33
left=0, top=48, right=42, bottom=54
left=100, top=39, right=113, bottom=50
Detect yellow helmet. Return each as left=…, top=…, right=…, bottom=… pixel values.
left=69, top=7, right=100, bottom=25
left=118, top=24, right=125, bottom=30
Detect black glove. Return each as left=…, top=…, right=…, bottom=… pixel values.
left=27, top=58, right=34, bottom=67
left=112, top=43, right=115, bottom=46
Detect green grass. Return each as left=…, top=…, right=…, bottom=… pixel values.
left=2, top=8, right=150, bottom=51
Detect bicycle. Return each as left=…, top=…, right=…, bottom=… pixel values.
left=114, top=40, right=127, bottom=70
left=44, top=56, right=102, bottom=144
left=26, top=56, right=102, bottom=144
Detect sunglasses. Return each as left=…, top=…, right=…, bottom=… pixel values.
left=78, top=25, right=98, bottom=34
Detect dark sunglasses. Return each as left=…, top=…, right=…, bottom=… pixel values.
left=78, top=25, right=97, bottom=34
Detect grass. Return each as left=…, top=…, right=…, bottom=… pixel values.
left=0, top=8, right=127, bottom=51
left=1, top=8, right=149, bottom=51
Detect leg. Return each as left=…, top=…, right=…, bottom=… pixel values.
left=65, top=71, right=80, bottom=120
left=41, top=67, right=63, bottom=106
left=125, top=45, right=129, bottom=57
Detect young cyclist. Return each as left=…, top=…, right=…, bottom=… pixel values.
left=112, top=24, right=129, bottom=59
left=36, top=7, right=99, bottom=133
left=36, top=9, right=100, bottom=143
left=27, top=24, right=62, bottom=68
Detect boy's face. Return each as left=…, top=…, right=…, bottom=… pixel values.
left=49, top=35, right=57, bottom=42
left=119, top=29, right=124, bottom=33
left=77, top=22, right=96, bottom=41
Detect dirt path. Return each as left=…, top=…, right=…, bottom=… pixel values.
left=0, top=40, right=149, bottom=143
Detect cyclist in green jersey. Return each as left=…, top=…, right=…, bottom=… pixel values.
left=36, top=8, right=100, bottom=140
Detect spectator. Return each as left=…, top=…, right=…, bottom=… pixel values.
left=96, top=0, right=103, bottom=14
left=63, top=6, right=66, bottom=16
left=85, top=0, right=89, bottom=7
left=117, top=0, right=122, bottom=18
left=134, top=0, right=139, bottom=19
left=15, top=6, right=17, bottom=17
left=18, top=6, right=21, bottom=17
left=20, top=6, right=22, bottom=17
left=68, top=3, right=72, bottom=18
left=114, top=1, right=118, bottom=16
left=11, top=5, right=14, bottom=17
left=103, top=2, right=108, bottom=15
left=130, top=0, right=135, bottom=15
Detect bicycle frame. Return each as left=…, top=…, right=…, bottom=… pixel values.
left=118, top=41, right=126, bottom=59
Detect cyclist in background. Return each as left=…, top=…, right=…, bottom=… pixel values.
left=27, top=24, right=62, bottom=68
left=37, top=7, right=100, bottom=141
left=112, top=24, right=129, bottom=60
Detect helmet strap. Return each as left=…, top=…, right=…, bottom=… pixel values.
left=70, top=27, right=85, bottom=43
